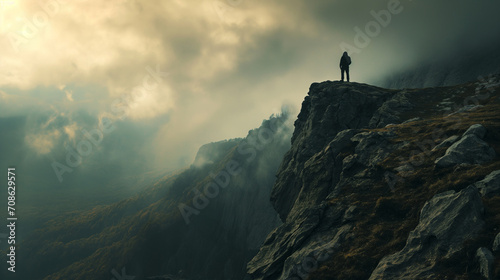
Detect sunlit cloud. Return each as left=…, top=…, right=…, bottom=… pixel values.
left=0, top=0, right=499, bottom=187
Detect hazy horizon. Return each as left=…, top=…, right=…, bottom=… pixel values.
left=1, top=0, right=500, bottom=191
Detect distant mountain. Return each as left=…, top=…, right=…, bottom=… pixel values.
left=381, top=45, right=500, bottom=89
left=3, top=113, right=293, bottom=280
left=248, top=77, right=500, bottom=279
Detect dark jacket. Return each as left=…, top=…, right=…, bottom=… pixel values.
left=340, top=54, right=351, bottom=69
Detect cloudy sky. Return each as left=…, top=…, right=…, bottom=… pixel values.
left=0, top=0, right=499, bottom=190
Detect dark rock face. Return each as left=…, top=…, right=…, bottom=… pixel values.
left=249, top=82, right=411, bottom=280
left=476, top=247, right=495, bottom=280
left=475, top=170, right=500, bottom=197
left=248, top=79, right=500, bottom=280
left=463, top=124, right=488, bottom=139
left=493, top=233, right=500, bottom=252
left=435, top=124, right=496, bottom=168
left=432, top=135, right=460, bottom=151
left=369, top=186, right=485, bottom=279
left=271, top=81, right=395, bottom=222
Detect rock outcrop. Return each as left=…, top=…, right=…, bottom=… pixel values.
left=493, top=233, right=500, bottom=252
left=476, top=247, right=495, bottom=280
left=248, top=78, right=500, bottom=280
left=250, top=81, right=406, bottom=279
left=270, top=81, right=396, bottom=222
left=435, top=124, right=496, bottom=168
left=369, top=186, right=485, bottom=279
left=475, top=170, right=500, bottom=197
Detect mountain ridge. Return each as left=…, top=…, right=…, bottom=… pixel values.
left=248, top=75, right=500, bottom=279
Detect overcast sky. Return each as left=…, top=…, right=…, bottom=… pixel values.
left=1, top=0, right=499, bottom=189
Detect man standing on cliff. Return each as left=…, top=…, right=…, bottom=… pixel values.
left=340, top=51, right=351, bottom=82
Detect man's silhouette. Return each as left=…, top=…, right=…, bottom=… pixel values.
left=340, top=51, right=351, bottom=82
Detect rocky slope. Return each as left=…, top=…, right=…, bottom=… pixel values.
left=248, top=75, right=500, bottom=279
left=1, top=114, right=292, bottom=280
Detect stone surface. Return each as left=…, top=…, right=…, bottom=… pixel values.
left=475, top=170, right=500, bottom=197
left=369, top=91, right=414, bottom=128
left=278, top=225, right=352, bottom=280
left=247, top=205, right=347, bottom=280
left=270, top=81, right=394, bottom=221
left=369, top=186, right=485, bottom=280
left=351, top=131, right=396, bottom=167
left=492, top=232, right=500, bottom=252
left=435, top=134, right=495, bottom=167
left=247, top=80, right=500, bottom=280
left=463, top=124, right=487, bottom=139
left=432, top=135, right=460, bottom=151
left=476, top=247, right=494, bottom=280
left=448, top=104, right=483, bottom=116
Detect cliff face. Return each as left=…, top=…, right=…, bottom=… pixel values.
left=248, top=77, right=500, bottom=280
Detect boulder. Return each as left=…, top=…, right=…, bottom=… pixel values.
left=463, top=124, right=487, bottom=139
left=476, top=247, right=494, bottom=280
left=435, top=134, right=495, bottom=167
left=369, top=186, right=485, bottom=280
left=475, top=170, right=500, bottom=197
left=432, top=135, right=460, bottom=151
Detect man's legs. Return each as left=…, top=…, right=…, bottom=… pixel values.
left=341, top=68, right=345, bottom=81
left=346, top=67, right=350, bottom=82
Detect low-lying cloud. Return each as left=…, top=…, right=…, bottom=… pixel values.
left=0, top=0, right=499, bottom=191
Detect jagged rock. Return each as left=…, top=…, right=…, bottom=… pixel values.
left=476, top=247, right=494, bottom=280
left=271, top=82, right=393, bottom=221
left=247, top=205, right=342, bottom=280
left=435, top=134, right=495, bottom=167
left=369, top=91, right=414, bottom=128
left=475, top=170, right=500, bottom=197
left=432, top=135, right=460, bottom=151
left=351, top=131, right=396, bottom=167
left=493, top=232, right=500, bottom=252
left=342, top=205, right=358, bottom=223
left=369, top=186, right=485, bottom=280
left=279, top=225, right=352, bottom=280
left=248, top=79, right=500, bottom=280
left=463, top=124, right=487, bottom=139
